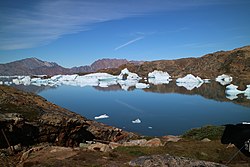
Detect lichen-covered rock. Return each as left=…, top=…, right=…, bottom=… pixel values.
left=129, top=154, right=227, bottom=167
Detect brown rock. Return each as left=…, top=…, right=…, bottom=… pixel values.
left=88, top=142, right=111, bottom=152
left=144, top=138, right=163, bottom=147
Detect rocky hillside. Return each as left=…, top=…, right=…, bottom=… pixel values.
left=0, top=85, right=136, bottom=149
left=99, top=46, right=250, bottom=83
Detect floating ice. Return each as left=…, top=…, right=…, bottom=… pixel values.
left=225, top=84, right=245, bottom=100
left=94, top=114, right=109, bottom=120
left=176, top=74, right=203, bottom=83
left=135, top=83, right=150, bottom=89
left=132, top=118, right=141, bottom=124
left=216, top=74, right=233, bottom=85
left=0, top=81, right=3, bottom=85
left=118, top=68, right=141, bottom=80
left=148, top=70, right=171, bottom=85
left=148, top=126, right=153, bottom=129
left=176, top=74, right=204, bottom=90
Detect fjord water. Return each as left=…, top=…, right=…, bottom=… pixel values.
left=37, top=82, right=250, bottom=136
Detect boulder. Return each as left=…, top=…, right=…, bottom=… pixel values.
left=129, top=154, right=227, bottom=167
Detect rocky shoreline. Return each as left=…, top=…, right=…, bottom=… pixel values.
left=1, top=85, right=249, bottom=167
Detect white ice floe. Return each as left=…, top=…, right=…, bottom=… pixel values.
left=132, top=118, right=141, bottom=124
left=135, top=83, right=150, bottom=89
left=0, top=81, right=3, bottom=85
left=176, top=74, right=204, bottom=90
left=176, top=74, right=203, bottom=83
left=216, top=74, right=233, bottom=85
left=148, top=70, right=171, bottom=85
left=244, top=85, right=250, bottom=99
left=94, top=114, right=109, bottom=120
left=148, top=127, right=153, bottom=129
left=118, top=68, right=141, bottom=80
left=225, top=84, right=245, bottom=100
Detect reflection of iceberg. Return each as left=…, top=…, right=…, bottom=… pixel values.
left=225, top=84, right=249, bottom=100
left=216, top=74, right=232, bottom=85
left=117, top=80, right=138, bottom=91
left=176, top=82, right=203, bottom=91
left=176, top=74, right=204, bottom=90
left=148, top=70, right=171, bottom=85
left=94, top=114, right=109, bottom=120
left=132, top=118, right=141, bottom=124
left=135, top=83, right=150, bottom=89
left=117, top=68, right=141, bottom=90
left=244, top=85, right=250, bottom=99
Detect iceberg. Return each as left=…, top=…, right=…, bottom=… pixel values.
left=176, top=74, right=204, bottom=90
left=94, top=114, right=109, bottom=120
left=132, top=118, right=141, bottom=124
left=216, top=74, right=233, bottom=85
left=225, top=84, right=245, bottom=100
left=176, top=74, right=203, bottom=83
left=148, top=70, right=171, bottom=85
left=244, top=85, right=250, bottom=99
left=118, top=68, right=141, bottom=80
left=135, top=83, right=150, bottom=89
left=0, top=81, right=3, bottom=85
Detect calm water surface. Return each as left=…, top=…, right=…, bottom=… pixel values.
left=37, top=83, right=250, bottom=136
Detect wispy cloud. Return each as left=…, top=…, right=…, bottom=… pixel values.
left=114, top=36, right=144, bottom=51
left=0, top=0, right=243, bottom=50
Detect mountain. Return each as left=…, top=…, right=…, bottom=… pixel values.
left=99, top=46, right=250, bottom=84
left=0, top=58, right=142, bottom=75
left=0, top=58, right=69, bottom=76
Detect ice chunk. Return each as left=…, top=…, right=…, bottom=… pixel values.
left=135, top=83, right=150, bottom=89
left=225, top=84, right=244, bottom=100
left=148, top=70, right=171, bottom=79
left=0, top=81, right=3, bottom=85
left=132, top=118, right=141, bottom=124
left=148, top=127, right=153, bottom=129
left=216, top=74, right=233, bottom=85
left=94, top=114, right=109, bottom=120
left=20, top=76, right=31, bottom=85
left=148, top=70, right=171, bottom=85
left=118, top=68, right=141, bottom=80
left=244, top=85, right=250, bottom=99
left=12, top=78, right=20, bottom=85
left=176, top=74, right=203, bottom=83
left=176, top=74, right=204, bottom=90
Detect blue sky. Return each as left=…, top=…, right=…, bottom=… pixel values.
left=0, top=0, right=250, bottom=67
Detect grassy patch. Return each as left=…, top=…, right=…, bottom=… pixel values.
left=182, top=125, right=225, bottom=140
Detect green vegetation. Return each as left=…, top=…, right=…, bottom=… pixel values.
left=182, top=125, right=225, bottom=140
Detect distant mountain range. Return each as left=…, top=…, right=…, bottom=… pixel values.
left=1, top=46, right=250, bottom=84
left=0, top=58, right=143, bottom=76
